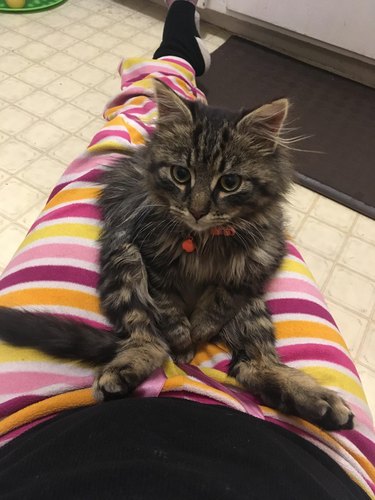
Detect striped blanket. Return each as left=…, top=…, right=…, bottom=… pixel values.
left=0, top=56, right=374, bottom=498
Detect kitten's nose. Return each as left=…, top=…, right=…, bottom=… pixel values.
left=190, top=208, right=208, bottom=221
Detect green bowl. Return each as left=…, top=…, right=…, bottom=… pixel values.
left=0, top=0, right=66, bottom=12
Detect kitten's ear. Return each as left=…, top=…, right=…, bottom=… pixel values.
left=236, top=98, right=289, bottom=152
left=153, top=79, right=192, bottom=124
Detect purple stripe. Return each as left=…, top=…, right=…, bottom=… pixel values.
left=286, top=242, right=304, bottom=261
left=340, top=429, right=375, bottom=465
left=278, top=343, right=357, bottom=373
left=0, top=394, right=47, bottom=418
left=267, top=298, right=334, bottom=324
left=30, top=204, right=101, bottom=232
left=49, top=168, right=105, bottom=200
left=0, top=266, right=98, bottom=289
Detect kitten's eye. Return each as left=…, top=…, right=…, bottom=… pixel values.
left=219, top=174, right=242, bottom=192
left=171, top=166, right=191, bottom=184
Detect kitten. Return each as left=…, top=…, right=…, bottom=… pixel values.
left=0, top=81, right=353, bottom=431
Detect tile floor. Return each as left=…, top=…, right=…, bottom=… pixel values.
left=0, top=0, right=374, bottom=416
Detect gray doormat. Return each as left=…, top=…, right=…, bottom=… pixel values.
left=198, top=36, right=375, bottom=219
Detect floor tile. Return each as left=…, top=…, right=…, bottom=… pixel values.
left=111, top=41, right=146, bottom=58
left=0, top=53, right=32, bottom=76
left=85, top=14, right=114, bottom=29
left=297, top=245, right=334, bottom=288
left=104, top=22, right=139, bottom=40
left=51, top=135, right=88, bottom=163
left=131, top=32, right=160, bottom=50
left=48, top=104, right=93, bottom=133
left=17, top=91, right=64, bottom=118
left=17, top=156, right=66, bottom=194
left=19, top=65, right=60, bottom=87
left=0, top=131, right=8, bottom=145
left=17, top=21, right=53, bottom=39
left=71, top=89, right=108, bottom=116
left=19, top=121, right=68, bottom=151
left=357, top=323, right=375, bottom=370
left=38, top=12, right=71, bottom=29
left=295, top=216, right=346, bottom=260
left=0, top=223, right=28, bottom=269
left=68, top=64, right=109, bottom=87
left=97, top=75, right=120, bottom=97
left=45, top=76, right=87, bottom=100
left=341, top=237, right=375, bottom=281
left=61, top=4, right=88, bottom=20
left=326, top=300, right=367, bottom=356
left=16, top=42, right=56, bottom=63
left=77, top=118, right=104, bottom=143
left=284, top=205, right=305, bottom=238
left=287, top=184, right=317, bottom=212
left=85, top=32, right=122, bottom=51
left=0, top=140, right=40, bottom=174
left=65, top=41, right=102, bottom=62
left=0, top=178, right=43, bottom=220
left=0, top=14, right=29, bottom=28
left=0, top=77, right=34, bottom=102
left=124, top=12, right=158, bottom=29
left=352, top=215, right=375, bottom=245
left=325, top=265, right=375, bottom=316
left=42, top=52, right=81, bottom=74
left=0, top=31, right=28, bottom=50
left=18, top=196, right=48, bottom=230
left=0, top=106, right=36, bottom=135
left=61, top=23, right=96, bottom=41
left=89, top=52, right=120, bottom=74
left=310, top=196, right=357, bottom=232
left=356, top=364, right=375, bottom=418
left=41, top=31, right=77, bottom=51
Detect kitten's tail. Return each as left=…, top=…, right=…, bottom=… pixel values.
left=0, top=307, right=117, bottom=365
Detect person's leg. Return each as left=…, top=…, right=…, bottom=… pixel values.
left=154, top=0, right=211, bottom=76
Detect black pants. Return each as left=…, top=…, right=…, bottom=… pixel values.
left=0, top=398, right=367, bottom=499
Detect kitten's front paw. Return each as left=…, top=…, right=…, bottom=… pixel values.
left=293, top=388, right=354, bottom=431
left=93, top=366, right=134, bottom=401
left=172, top=348, right=195, bottom=365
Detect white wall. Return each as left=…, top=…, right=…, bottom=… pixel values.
left=206, top=0, right=375, bottom=60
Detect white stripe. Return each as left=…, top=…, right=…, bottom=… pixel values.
left=198, top=352, right=230, bottom=369
left=32, top=217, right=100, bottom=231
left=286, top=359, right=361, bottom=383
left=0, top=281, right=97, bottom=297
left=0, top=383, right=92, bottom=404
left=265, top=291, right=327, bottom=308
left=0, top=361, right=93, bottom=376
left=273, top=313, right=339, bottom=331
left=9, top=305, right=110, bottom=328
left=1, top=258, right=98, bottom=281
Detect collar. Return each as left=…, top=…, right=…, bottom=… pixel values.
left=182, top=226, right=236, bottom=253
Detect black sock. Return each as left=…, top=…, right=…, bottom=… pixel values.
left=153, top=1, right=209, bottom=77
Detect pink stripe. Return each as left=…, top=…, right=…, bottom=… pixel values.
left=0, top=415, right=55, bottom=444
left=0, top=372, right=93, bottom=394
left=5, top=244, right=99, bottom=272
left=159, top=56, right=195, bottom=74
left=278, top=343, right=357, bottom=373
left=286, top=242, right=304, bottom=261
left=266, top=277, right=324, bottom=301
left=30, top=205, right=101, bottom=233
left=89, top=128, right=131, bottom=147
left=123, top=61, right=192, bottom=87
left=160, top=391, right=227, bottom=408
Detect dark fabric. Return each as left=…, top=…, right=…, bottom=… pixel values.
left=198, top=36, right=375, bottom=219
left=0, top=398, right=368, bottom=499
left=154, top=1, right=206, bottom=76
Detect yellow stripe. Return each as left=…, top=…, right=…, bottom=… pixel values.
left=302, top=366, right=366, bottom=400
left=0, top=288, right=101, bottom=314
left=0, top=388, right=95, bottom=437
left=45, top=187, right=101, bottom=210
left=280, top=258, right=314, bottom=280
left=275, top=321, right=347, bottom=349
left=20, top=223, right=100, bottom=249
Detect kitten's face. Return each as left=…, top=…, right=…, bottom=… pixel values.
left=147, top=82, right=292, bottom=233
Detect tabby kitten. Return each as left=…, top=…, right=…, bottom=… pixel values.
left=0, top=81, right=353, bottom=430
